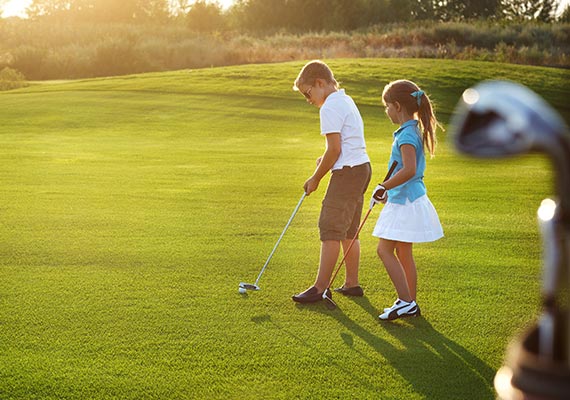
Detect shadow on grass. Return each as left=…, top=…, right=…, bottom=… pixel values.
left=252, top=297, right=496, bottom=399
left=250, top=312, right=386, bottom=394
left=348, top=296, right=495, bottom=399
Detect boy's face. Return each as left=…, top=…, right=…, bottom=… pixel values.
left=299, top=79, right=326, bottom=108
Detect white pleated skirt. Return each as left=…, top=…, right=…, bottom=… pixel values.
left=372, top=195, right=443, bottom=243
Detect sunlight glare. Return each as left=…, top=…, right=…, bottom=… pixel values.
left=538, top=198, right=557, bottom=222
left=494, top=366, right=516, bottom=399
left=462, top=88, right=479, bottom=106
left=1, top=0, right=31, bottom=18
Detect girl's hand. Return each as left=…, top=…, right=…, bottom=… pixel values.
left=316, top=156, right=323, bottom=167
left=372, top=184, right=387, bottom=202
left=369, top=185, right=387, bottom=208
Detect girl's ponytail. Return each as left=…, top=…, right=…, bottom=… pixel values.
left=417, top=91, right=438, bottom=157
left=383, top=80, right=443, bottom=158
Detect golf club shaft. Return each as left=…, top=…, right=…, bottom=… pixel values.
left=254, top=192, right=307, bottom=286
left=566, top=233, right=570, bottom=366
left=327, top=160, right=398, bottom=290
left=327, top=207, right=373, bottom=288
left=538, top=214, right=558, bottom=359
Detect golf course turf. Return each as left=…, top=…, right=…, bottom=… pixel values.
left=1, top=58, right=569, bottom=399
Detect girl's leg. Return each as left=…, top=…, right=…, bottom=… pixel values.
left=396, top=242, right=417, bottom=300
left=313, top=240, right=341, bottom=291
left=377, top=239, right=412, bottom=302
left=341, top=238, right=360, bottom=288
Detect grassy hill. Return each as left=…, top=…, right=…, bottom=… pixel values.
left=0, top=59, right=569, bottom=399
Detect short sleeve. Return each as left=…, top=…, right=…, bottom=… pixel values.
left=320, top=104, right=344, bottom=135
left=397, top=126, right=421, bottom=151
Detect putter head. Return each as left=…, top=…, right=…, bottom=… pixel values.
left=322, top=289, right=337, bottom=310
left=451, top=80, right=569, bottom=159
left=239, top=282, right=260, bottom=291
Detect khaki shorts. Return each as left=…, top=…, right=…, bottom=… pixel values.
left=319, top=162, right=372, bottom=241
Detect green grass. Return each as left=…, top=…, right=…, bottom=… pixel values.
left=0, top=59, right=569, bottom=399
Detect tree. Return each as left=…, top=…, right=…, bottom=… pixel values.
left=232, top=0, right=288, bottom=31
left=535, top=0, right=558, bottom=22
left=172, top=0, right=192, bottom=16
left=328, top=0, right=368, bottom=31
left=27, top=0, right=170, bottom=22
left=560, top=4, right=570, bottom=22
left=186, top=1, right=225, bottom=31
left=501, top=0, right=559, bottom=21
left=27, top=0, right=74, bottom=19
left=385, top=0, right=414, bottom=22
left=446, top=0, right=501, bottom=20
left=364, top=0, right=393, bottom=25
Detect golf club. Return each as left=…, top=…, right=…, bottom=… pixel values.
left=450, top=80, right=570, bottom=399
left=322, top=160, right=398, bottom=309
left=239, top=192, right=307, bottom=292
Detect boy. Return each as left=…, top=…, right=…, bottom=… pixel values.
left=292, top=60, right=371, bottom=303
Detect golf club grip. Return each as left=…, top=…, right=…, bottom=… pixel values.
left=382, top=161, right=398, bottom=184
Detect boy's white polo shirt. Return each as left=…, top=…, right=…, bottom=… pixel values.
left=320, top=89, right=370, bottom=171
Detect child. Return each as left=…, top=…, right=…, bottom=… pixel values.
left=371, top=80, right=443, bottom=320
left=291, top=60, right=371, bottom=303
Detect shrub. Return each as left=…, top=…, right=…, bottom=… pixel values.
left=0, top=67, right=29, bottom=91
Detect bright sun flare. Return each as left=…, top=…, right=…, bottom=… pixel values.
left=1, top=0, right=237, bottom=18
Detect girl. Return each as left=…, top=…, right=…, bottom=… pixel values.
left=371, top=80, right=443, bottom=321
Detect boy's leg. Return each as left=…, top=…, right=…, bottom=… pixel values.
left=314, top=240, right=341, bottom=291
left=377, top=239, right=412, bottom=302
left=341, top=237, right=360, bottom=288
left=340, top=175, right=368, bottom=289
left=396, top=242, right=417, bottom=300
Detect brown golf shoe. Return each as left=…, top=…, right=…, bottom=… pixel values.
left=292, top=286, right=324, bottom=303
left=333, top=285, right=364, bottom=297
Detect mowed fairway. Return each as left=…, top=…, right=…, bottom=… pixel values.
left=1, top=59, right=569, bottom=399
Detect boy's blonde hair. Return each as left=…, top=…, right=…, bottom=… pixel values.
left=382, top=79, right=442, bottom=157
left=293, top=60, right=339, bottom=91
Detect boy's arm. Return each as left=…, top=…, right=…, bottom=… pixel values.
left=304, top=133, right=341, bottom=195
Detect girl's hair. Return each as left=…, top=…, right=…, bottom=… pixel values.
left=382, top=80, right=441, bottom=157
left=293, top=60, right=339, bottom=91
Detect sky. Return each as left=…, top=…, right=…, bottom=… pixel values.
left=1, top=0, right=237, bottom=18
left=1, top=0, right=569, bottom=18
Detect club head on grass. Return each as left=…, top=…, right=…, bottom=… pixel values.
left=239, top=282, right=260, bottom=291
left=322, top=289, right=337, bottom=310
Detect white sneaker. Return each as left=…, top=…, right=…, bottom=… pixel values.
left=383, top=299, right=399, bottom=313
left=379, top=299, right=420, bottom=321
left=383, top=299, right=421, bottom=314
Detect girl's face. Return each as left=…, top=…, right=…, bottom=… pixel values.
left=384, top=101, right=399, bottom=124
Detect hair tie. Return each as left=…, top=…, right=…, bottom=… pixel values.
left=411, top=90, right=424, bottom=106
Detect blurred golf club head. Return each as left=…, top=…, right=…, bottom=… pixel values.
left=451, top=80, right=570, bottom=221
left=452, top=80, right=568, bottom=157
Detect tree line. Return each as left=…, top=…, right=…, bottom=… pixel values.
left=2, top=0, right=568, bottom=32
left=0, top=1, right=568, bottom=82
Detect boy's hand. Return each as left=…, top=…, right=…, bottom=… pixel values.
left=303, top=176, right=319, bottom=195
